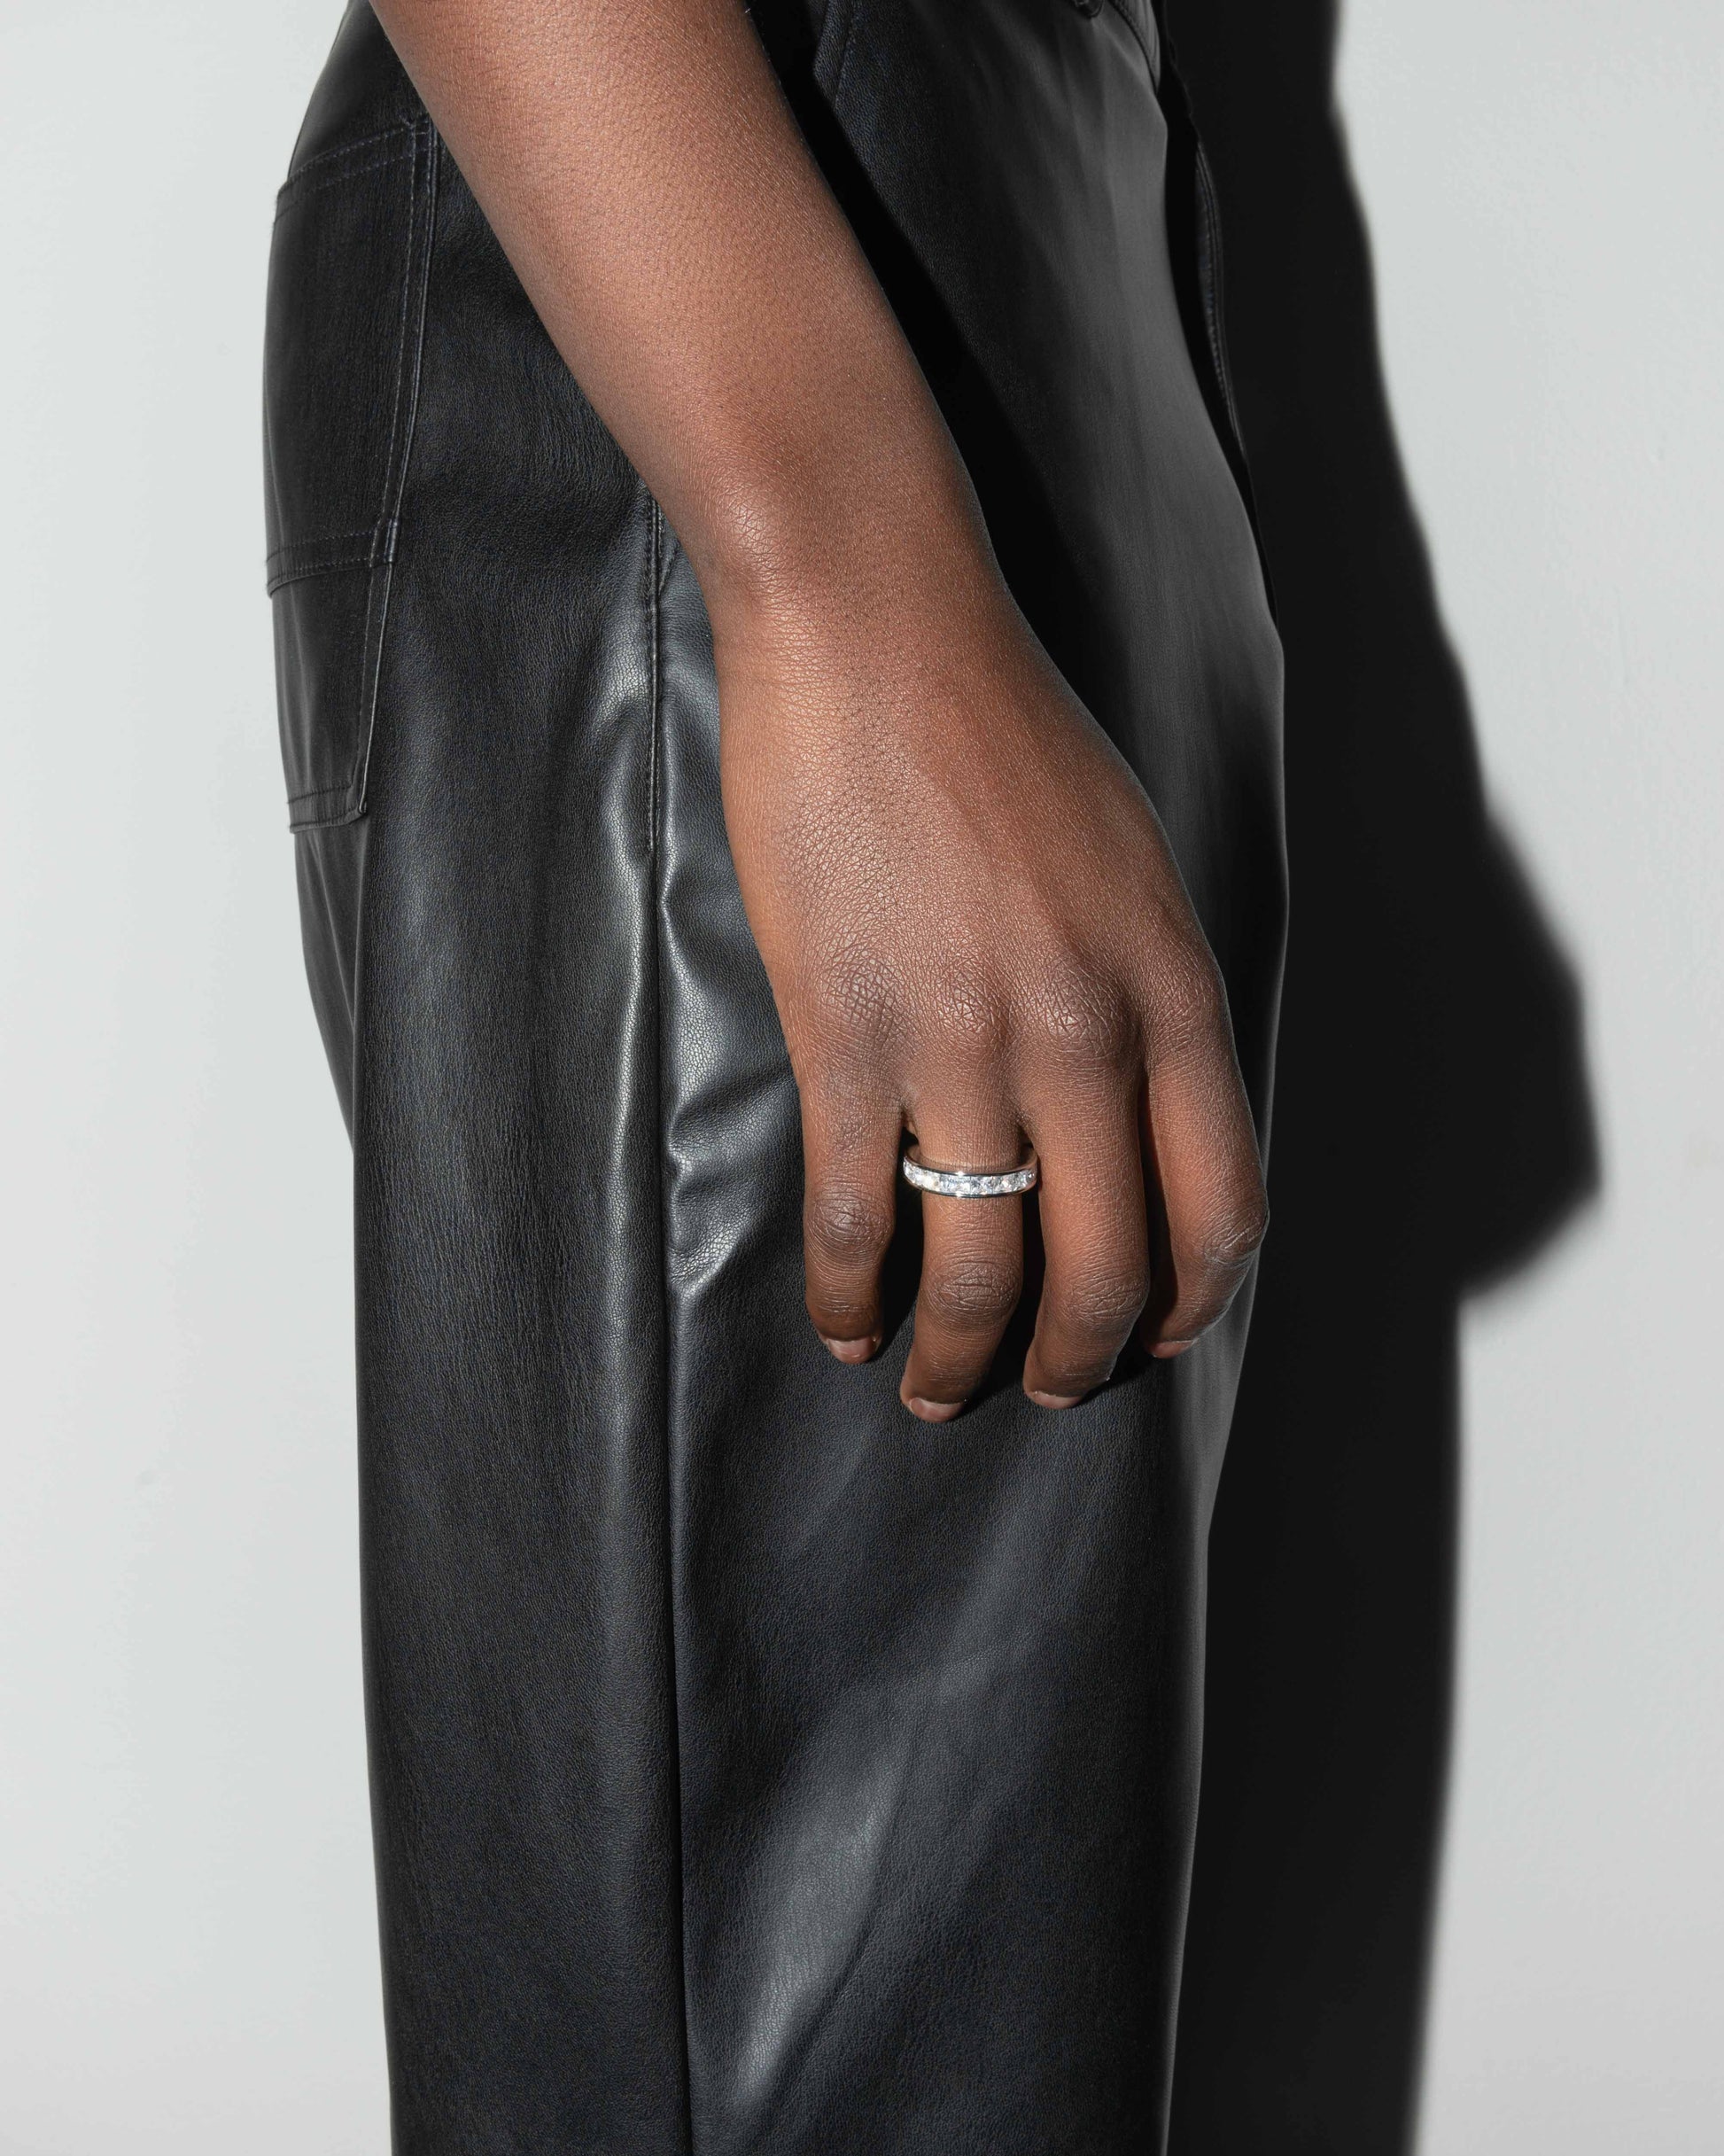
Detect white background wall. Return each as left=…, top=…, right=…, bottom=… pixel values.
left=1338, top=6, right=1724, bottom=2150
left=0, top=4, right=1717, bottom=2152
left=0, top=8, right=385, bottom=2150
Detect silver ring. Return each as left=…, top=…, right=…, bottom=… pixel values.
left=901, top=1143, right=1039, bottom=1199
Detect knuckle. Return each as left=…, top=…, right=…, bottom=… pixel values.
left=1212, top=1197, right=1270, bottom=1267
left=1203, top=1182, right=1270, bottom=1271
left=1027, top=957, right=1136, bottom=1070
left=926, top=967, right=1011, bottom=1061
left=804, top=943, right=897, bottom=1052
left=805, top=1184, right=894, bottom=1271
left=1147, top=939, right=1228, bottom=1063
left=1055, top=1260, right=1152, bottom=1343
left=923, top=1253, right=1022, bottom=1333
left=1169, top=1222, right=1265, bottom=1339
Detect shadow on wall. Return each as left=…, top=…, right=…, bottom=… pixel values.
left=1163, top=3, right=1600, bottom=2150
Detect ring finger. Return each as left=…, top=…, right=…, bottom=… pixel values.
left=898, top=1103, right=1026, bottom=1422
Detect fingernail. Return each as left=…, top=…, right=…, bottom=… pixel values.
left=905, top=1395, right=964, bottom=1423
left=820, top=1335, right=880, bottom=1365
left=1029, top=1389, right=1083, bottom=1411
left=1152, top=1340, right=1196, bottom=1359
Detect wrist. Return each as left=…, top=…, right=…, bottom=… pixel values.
left=684, top=430, right=1002, bottom=647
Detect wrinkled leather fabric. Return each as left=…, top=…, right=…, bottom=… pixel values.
left=263, top=4, right=1285, bottom=2150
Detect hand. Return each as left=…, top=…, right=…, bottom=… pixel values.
left=716, top=550, right=1268, bottom=1421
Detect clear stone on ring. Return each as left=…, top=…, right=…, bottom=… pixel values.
left=900, top=1148, right=1039, bottom=1199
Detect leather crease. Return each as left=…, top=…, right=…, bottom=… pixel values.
left=650, top=491, right=703, bottom=2152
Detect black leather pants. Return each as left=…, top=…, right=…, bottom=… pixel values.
left=263, top=4, right=1285, bottom=2149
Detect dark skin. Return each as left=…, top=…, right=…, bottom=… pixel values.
left=372, top=0, right=1269, bottom=1419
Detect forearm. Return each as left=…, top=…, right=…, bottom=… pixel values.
left=371, top=0, right=992, bottom=630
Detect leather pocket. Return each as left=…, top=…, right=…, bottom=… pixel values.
left=263, top=118, right=436, bottom=829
